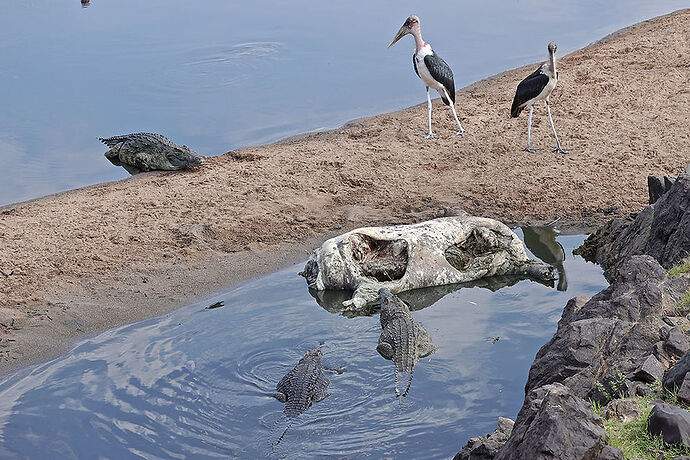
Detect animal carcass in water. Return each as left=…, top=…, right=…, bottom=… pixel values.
left=300, top=215, right=556, bottom=310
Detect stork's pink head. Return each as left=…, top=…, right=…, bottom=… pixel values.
left=388, top=15, right=421, bottom=48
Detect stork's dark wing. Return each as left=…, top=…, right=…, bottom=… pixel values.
left=424, top=53, right=455, bottom=105
left=412, top=53, right=420, bottom=78
left=511, top=65, right=549, bottom=118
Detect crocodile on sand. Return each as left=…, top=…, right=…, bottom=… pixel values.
left=377, top=288, right=436, bottom=397
left=99, top=132, right=204, bottom=174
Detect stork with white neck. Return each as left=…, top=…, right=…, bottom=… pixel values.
left=511, top=41, right=567, bottom=153
left=388, top=15, right=464, bottom=139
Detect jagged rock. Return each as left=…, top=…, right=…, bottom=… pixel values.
left=648, top=175, right=666, bottom=204
left=494, top=383, right=606, bottom=460
left=525, top=256, right=690, bottom=402
left=677, top=374, right=690, bottom=404
left=632, top=354, right=665, bottom=383
left=597, top=446, right=623, bottom=460
left=453, top=417, right=514, bottom=460
left=648, top=403, right=690, bottom=446
left=621, top=379, right=652, bottom=398
left=605, top=399, right=640, bottom=423
left=300, top=215, right=555, bottom=310
left=651, top=341, right=672, bottom=368
left=664, top=352, right=690, bottom=391
left=576, top=174, right=690, bottom=282
left=665, top=326, right=690, bottom=357
left=664, top=316, right=690, bottom=328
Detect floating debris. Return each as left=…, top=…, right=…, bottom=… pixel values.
left=205, top=301, right=224, bottom=310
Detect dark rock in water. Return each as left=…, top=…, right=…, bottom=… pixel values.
left=453, top=417, right=514, bottom=460
left=632, top=354, right=665, bottom=383
left=677, top=374, right=690, bottom=404
left=494, top=383, right=606, bottom=460
left=596, top=445, right=624, bottom=460
left=666, top=326, right=690, bottom=358
left=525, top=256, right=690, bottom=402
left=605, top=398, right=640, bottom=423
left=648, top=403, right=690, bottom=446
left=99, top=132, right=204, bottom=174
left=665, top=352, right=690, bottom=391
left=577, top=174, right=690, bottom=281
left=648, top=175, right=666, bottom=204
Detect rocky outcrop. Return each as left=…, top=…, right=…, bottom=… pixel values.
left=300, top=215, right=555, bottom=310
left=494, top=383, right=607, bottom=460
left=454, top=255, right=690, bottom=459
left=526, top=256, right=690, bottom=402
left=575, top=174, right=690, bottom=281
left=453, top=417, right=514, bottom=460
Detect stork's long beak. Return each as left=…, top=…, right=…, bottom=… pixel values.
left=388, top=25, right=408, bottom=48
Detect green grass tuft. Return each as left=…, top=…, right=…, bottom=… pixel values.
left=592, top=389, right=690, bottom=459
left=669, top=259, right=690, bottom=276
left=677, top=291, right=690, bottom=313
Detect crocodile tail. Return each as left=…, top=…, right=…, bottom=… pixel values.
left=401, top=368, right=414, bottom=397
left=275, top=420, right=293, bottom=446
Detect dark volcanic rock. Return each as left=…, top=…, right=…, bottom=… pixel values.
left=677, top=374, right=690, bottom=404
left=665, top=326, right=690, bottom=357
left=632, top=354, right=665, bottom=383
left=649, top=174, right=667, bottom=204
left=526, top=256, right=690, bottom=402
left=664, top=352, right=690, bottom=391
left=576, top=174, right=690, bottom=281
left=596, top=446, right=623, bottom=460
left=648, top=403, right=690, bottom=446
left=494, top=383, right=606, bottom=460
left=453, top=417, right=514, bottom=460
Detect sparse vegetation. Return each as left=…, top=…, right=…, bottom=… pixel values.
left=676, top=291, right=690, bottom=314
left=591, top=382, right=690, bottom=459
left=669, top=259, right=690, bottom=276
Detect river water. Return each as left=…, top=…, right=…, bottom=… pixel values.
left=0, top=1, right=688, bottom=206
left=0, top=229, right=607, bottom=458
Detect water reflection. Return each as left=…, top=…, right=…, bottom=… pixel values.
left=0, top=234, right=606, bottom=458
left=522, top=226, right=568, bottom=291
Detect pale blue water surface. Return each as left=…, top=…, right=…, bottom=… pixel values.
left=0, top=1, right=688, bottom=206
left=0, top=231, right=607, bottom=458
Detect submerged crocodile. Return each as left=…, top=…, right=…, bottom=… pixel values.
left=99, top=132, right=204, bottom=174
left=377, top=288, right=436, bottom=397
left=273, top=347, right=331, bottom=443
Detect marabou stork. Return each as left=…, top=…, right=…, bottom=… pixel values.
left=511, top=42, right=567, bottom=153
left=388, top=15, right=464, bottom=139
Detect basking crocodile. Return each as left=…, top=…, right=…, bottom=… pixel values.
left=377, top=288, right=436, bottom=397
left=99, top=132, right=204, bottom=174
left=273, top=347, right=331, bottom=443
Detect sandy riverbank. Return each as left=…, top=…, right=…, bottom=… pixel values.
left=1, top=9, right=689, bottom=375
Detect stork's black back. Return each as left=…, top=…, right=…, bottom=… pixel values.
left=511, top=66, right=549, bottom=118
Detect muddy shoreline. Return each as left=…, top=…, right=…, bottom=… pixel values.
left=1, top=9, right=689, bottom=375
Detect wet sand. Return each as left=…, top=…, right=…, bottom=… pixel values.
left=1, top=9, right=689, bottom=375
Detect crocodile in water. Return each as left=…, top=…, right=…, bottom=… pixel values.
left=377, top=288, right=436, bottom=397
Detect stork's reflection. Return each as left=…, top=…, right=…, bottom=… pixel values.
left=521, top=226, right=568, bottom=291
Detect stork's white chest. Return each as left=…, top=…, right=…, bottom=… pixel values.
left=535, top=68, right=558, bottom=102
left=414, top=45, right=444, bottom=91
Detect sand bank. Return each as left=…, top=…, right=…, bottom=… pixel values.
left=0, top=9, right=688, bottom=374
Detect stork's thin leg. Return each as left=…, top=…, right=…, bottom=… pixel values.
left=424, top=87, right=434, bottom=139
left=546, top=98, right=567, bottom=154
left=523, top=105, right=536, bottom=153
left=442, top=88, right=464, bottom=137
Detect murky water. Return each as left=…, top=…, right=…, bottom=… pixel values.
left=0, top=1, right=688, bottom=206
left=0, top=229, right=606, bottom=458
